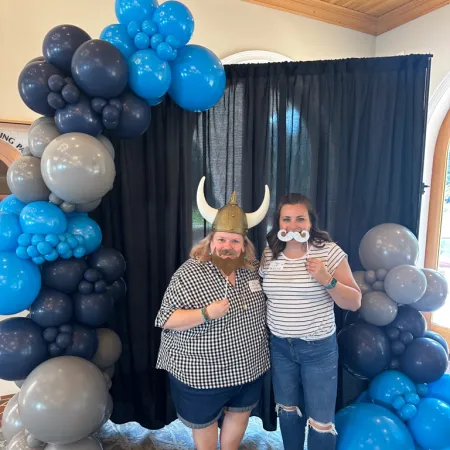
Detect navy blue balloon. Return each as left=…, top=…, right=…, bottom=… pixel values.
left=87, top=247, right=126, bottom=283
left=55, top=95, right=103, bottom=137
left=64, top=324, right=98, bottom=360
left=106, top=277, right=127, bottom=302
left=26, top=56, right=45, bottom=66
left=72, top=39, right=128, bottom=99
left=400, top=337, right=448, bottom=383
left=73, top=292, right=114, bottom=327
left=111, top=91, right=151, bottom=139
left=18, top=61, right=65, bottom=115
left=425, top=330, right=449, bottom=354
left=0, top=318, right=48, bottom=380
left=43, top=25, right=91, bottom=73
left=55, top=332, right=72, bottom=349
left=390, top=305, right=427, bottom=338
left=30, top=288, right=73, bottom=327
left=41, top=258, right=89, bottom=294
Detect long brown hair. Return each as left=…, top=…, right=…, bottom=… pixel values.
left=190, top=232, right=257, bottom=271
left=267, top=193, right=332, bottom=259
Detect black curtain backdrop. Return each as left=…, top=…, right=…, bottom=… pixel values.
left=92, top=54, right=432, bottom=431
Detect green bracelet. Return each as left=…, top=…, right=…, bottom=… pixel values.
left=201, top=307, right=210, bottom=322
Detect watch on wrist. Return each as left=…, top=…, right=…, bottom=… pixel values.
left=324, top=276, right=337, bottom=290
left=201, top=307, right=210, bottom=322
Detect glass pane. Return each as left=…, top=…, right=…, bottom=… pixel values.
left=433, top=142, right=450, bottom=327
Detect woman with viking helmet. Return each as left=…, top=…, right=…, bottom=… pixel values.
left=155, top=177, right=270, bottom=450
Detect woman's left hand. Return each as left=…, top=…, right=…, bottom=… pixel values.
left=306, top=258, right=331, bottom=286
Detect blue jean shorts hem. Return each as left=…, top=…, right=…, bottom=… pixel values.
left=177, top=410, right=223, bottom=430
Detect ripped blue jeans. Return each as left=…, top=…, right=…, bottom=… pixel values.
left=270, top=332, right=339, bottom=450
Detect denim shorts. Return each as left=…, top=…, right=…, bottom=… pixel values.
left=168, top=373, right=264, bottom=429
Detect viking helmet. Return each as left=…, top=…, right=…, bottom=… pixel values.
left=196, top=177, right=270, bottom=236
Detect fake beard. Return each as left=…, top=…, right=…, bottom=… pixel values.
left=277, top=229, right=310, bottom=242
left=211, top=248, right=246, bottom=276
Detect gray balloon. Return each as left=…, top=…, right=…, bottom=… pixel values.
left=103, top=365, right=115, bottom=379
left=91, top=328, right=122, bottom=370
left=411, top=268, right=448, bottom=312
left=60, top=202, right=75, bottom=213
left=21, top=147, right=32, bottom=157
left=49, top=193, right=63, bottom=205
left=29, top=117, right=56, bottom=134
left=372, top=281, right=385, bottom=291
left=75, top=199, right=102, bottom=213
left=26, top=436, right=45, bottom=449
left=100, top=394, right=113, bottom=427
left=41, top=133, right=116, bottom=204
left=28, top=121, right=60, bottom=158
left=7, top=431, right=31, bottom=450
left=19, top=356, right=109, bottom=445
left=352, top=271, right=373, bottom=295
left=2, top=393, right=24, bottom=443
left=359, top=223, right=419, bottom=271
left=97, top=135, right=115, bottom=161
left=364, top=270, right=377, bottom=284
left=45, top=437, right=102, bottom=450
left=14, top=379, right=25, bottom=388
left=384, top=264, right=427, bottom=305
left=7, top=157, right=51, bottom=203
left=359, top=291, right=398, bottom=326
left=376, top=269, right=388, bottom=281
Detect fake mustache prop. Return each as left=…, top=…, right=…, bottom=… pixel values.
left=277, top=229, right=310, bottom=242
left=211, top=248, right=246, bottom=276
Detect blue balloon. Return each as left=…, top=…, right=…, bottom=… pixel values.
left=336, top=403, right=415, bottom=450
left=0, top=212, right=22, bottom=252
left=30, top=288, right=73, bottom=327
left=115, top=0, right=159, bottom=25
left=169, top=45, right=226, bottom=112
left=354, top=390, right=372, bottom=404
left=0, top=252, right=42, bottom=314
left=0, top=318, right=48, bottom=380
left=72, top=39, right=128, bottom=99
left=153, top=1, right=194, bottom=48
left=408, top=398, right=450, bottom=449
left=0, top=195, right=26, bottom=215
left=369, top=370, right=417, bottom=410
left=100, top=24, right=138, bottom=59
left=66, top=216, right=102, bottom=254
left=20, top=201, right=67, bottom=235
left=128, top=49, right=171, bottom=100
left=147, top=96, right=164, bottom=106
left=427, top=373, right=450, bottom=404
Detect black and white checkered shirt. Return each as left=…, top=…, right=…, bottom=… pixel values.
left=155, top=258, right=270, bottom=389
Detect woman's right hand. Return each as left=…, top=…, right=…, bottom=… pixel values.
left=206, top=299, right=230, bottom=319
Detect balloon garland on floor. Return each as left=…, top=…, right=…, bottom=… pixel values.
left=335, top=223, right=450, bottom=450
left=3, top=1, right=233, bottom=448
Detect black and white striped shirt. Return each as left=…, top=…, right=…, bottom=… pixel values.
left=155, top=258, right=270, bottom=389
left=259, top=242, right=346, bottom=340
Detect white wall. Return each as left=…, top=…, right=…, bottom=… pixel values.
left=376, top=5, right=450, bottom=266
left=0, top=0, right=375, bottom=122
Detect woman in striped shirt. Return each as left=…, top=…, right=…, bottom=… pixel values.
left=259, top=193, right=361, bottom=450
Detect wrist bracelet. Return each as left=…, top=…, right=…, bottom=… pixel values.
left=201, top=307, right=210, bottom=322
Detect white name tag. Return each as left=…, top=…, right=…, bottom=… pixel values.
left=249, top=280, right=262, bottom=292
left=269, top=261, right=285, bottom=271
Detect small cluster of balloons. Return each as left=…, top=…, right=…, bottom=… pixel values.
left=336, top=370, right=450, bottom=450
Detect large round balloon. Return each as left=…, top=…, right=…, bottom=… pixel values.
left=400, top=337, right=448, bottom=383
left=7, top=157, right=51, bottom=203
left=0, top=318, right=48, bottom=380
left=100, top=24, right=137, bottom=59
left=408, top=398, right=450, bottom=449
left=411, top=268, right=448, bottom=312
left=153, top=1, right=195, bottom=48
left=72, top=39, right=128, bottom=99
left=0, top=195, right=26, bottom=216
left=41, top=258, right=88, bottom=294
left=87, top=247, right=126, bottom=283
left=0, top=212, right=21, bottom=252
left=43, top=25, right=91, bottom=73
left=18, top=61, right=64, bottom=115
left=19, top=201, right=67, bottom=235
left=28, top=118, right=60, bottom=158
left=66, top=216, right=102, bottom=254
left=110, top=91, right=151, bottom=139
left=115, top=0, right=158, bottom=24
left=424, top=330, right=449, bottom=354
left=359, top=291, right=398, bottom=326
left=0, top=253, right=41, bottom=315
left=41, top=133, right=116, bottom=205
left=6, top=431, right=29, bottom=450
left=389, top=305, right=426, bottom=338
left=91, top=328, right=122, bottom=370
left=73, top=292, right=114, bottom=327
left=169, top=45, right=226, bottom=112
left=359, top=223, right=419, bottom=271
left=427, top=373, right=450, bottom=405
left=29, top=288, right=73, bottom=327
left=106, top=277, right=127, bottom=302
left=19, top=356, right=109, bottom=444
left=2, top=393, right=24, bottom=443
left=128, top=49, right=171, bottom=100
left=384, top=265, right=427, bottom=305
left=335, top=402, right=415, bottom=450
left=338, top=323, right=391, bottom=379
